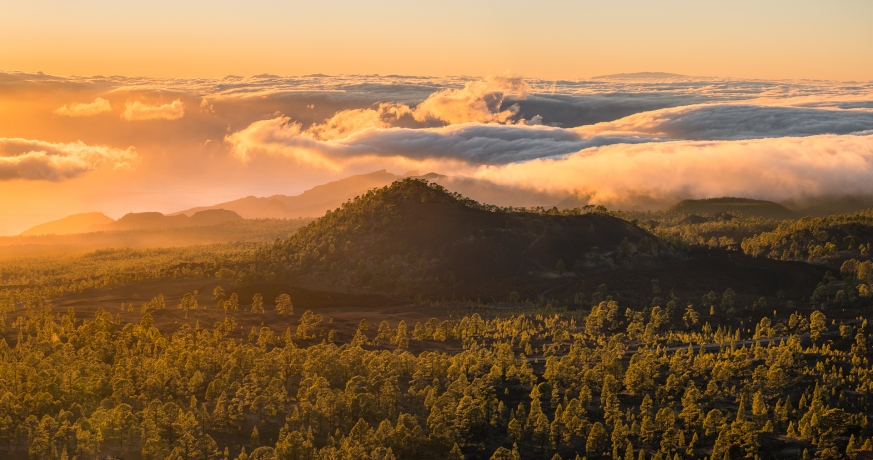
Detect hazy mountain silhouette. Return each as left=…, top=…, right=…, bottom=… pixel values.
left=173, top=170, right=405, bottom=219
left=23, top=209, right=244, bottom=237
left=21, top=212, right=114, bottom=236
left=102, top=209, right=242, bottom=231
left=174, top=169, right=570, bottom=220
left=667, top=197, right=799, bottom=219
left=591, top=72, right=687, bottom=80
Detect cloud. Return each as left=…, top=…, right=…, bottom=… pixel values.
left=54, top=98, right=112, bottom=117
left=121, top=100, right=185, bottom=121
left=226, top=116, right=657, bottom=168
left=226, top=100, right=873, bottom=169
left=470, top=134, right=873, bottom=208
left=308, top=103, right=413, bottom=141
left=577, top=104, right=873, bottom=140
left=411, top=73, right=530, bottom=124
left=0, top=138, right=137, bottom=181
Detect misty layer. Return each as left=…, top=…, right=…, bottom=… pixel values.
left=0, top=138, right=137, bottom=181
left=472, top=134, right=873, bottom=209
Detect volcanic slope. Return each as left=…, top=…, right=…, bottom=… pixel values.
left=260, top=179, right=660, bottom=295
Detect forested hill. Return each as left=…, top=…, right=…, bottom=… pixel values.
left=668, top=197, right=798, bottom=219
left=259, top=179, right=663, bottom=295
left=741, top=210, right=873, bottom=263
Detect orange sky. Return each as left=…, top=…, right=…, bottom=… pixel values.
left=1, top=0, right=871, bottom=81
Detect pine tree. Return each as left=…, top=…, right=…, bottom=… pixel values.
left=251, top=293, right=264, bottom=313
left=586, top=422, right=607, bottom=456
left=275, top=293, right=293, bottom=315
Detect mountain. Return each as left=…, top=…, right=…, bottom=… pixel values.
left=20, top=212, right=114, bottom=236
left=173, top=170, right=568, bottom=220
left=256, top=179, right=661, bottom=295
left=591, top=72, right=687, bottom=80
left=103, top=209, right=242, bottom=231
left=667, top=197, right=798, bottom=219
left=173, top=170, right=405, bottom=219
left=22, top=209, right=244, bottom=238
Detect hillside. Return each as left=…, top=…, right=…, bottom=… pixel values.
left=260, top=179, right=661, bottom=295
left=20, top=212, right=114, bottom=236
left=741, top=209, right=873, bottom=264
left=667, top=197, right=798, bottom=219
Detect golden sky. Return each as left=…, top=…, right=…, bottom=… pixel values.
left=1, top=0, right=871, bottom=81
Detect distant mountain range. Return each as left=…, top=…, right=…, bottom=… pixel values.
left=21, top=212, right=115, bottom=236
left=169, top=169, right=562, bottom=219
left=591, top=72, right=687, bottom=80
left=21, top=209, right=242, bottom=236
left=171, top=170, right=414, bottom=219
left=22, top=169, right=873, bottom=238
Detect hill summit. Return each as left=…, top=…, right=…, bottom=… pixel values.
left=259, top=179, right=661, bottom=295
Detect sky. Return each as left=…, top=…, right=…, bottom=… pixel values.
left=0, top=1, right=872, bottom=235
left=2, top=1, right=872, bottom=81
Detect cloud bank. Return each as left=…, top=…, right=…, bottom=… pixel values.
left=472, top=134, right=873, bottom=208
left=577, top=104, right=873, bottom=141
left=0, top=138, right=137, bottom=181
left=54, top=98, right=112, bottom=117
left=122, top=100, right=185, bottom=121
left=226, top=101, right=873, bottom=166
left=223, top=76, right=873, bottom=207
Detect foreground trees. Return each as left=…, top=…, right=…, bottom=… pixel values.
left=0, top=298, right=869, bottom=459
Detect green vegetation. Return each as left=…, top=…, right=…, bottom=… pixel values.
left=742, top=210, right=873, bottom=263
left=0, top=243, right=259, bottom=303
left=256, top=179, right=668, bottom=296
left=1, top=281, right=872, bottom=459
left=3, top=181, right=873, bottom=458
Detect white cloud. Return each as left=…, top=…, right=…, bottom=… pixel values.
left=226, top=100, right=873, bottom=168
left=54, top=98, right=112, bottom=117
left=576, top=103, right=873, bottom=140
left=225, top=116, right=657, bottom=168
left=0, top=138, right=137, bottom=181
left=121, top=99, right=185, bottom=121
left=471, top=134, right=873, bottom=208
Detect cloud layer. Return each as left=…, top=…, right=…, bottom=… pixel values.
left=122, top=100, right=185, bottom=121
left=222, top=77, right=873, bottom=208
left=472, top=134, right=873, bottom=208
left=0, top=138, right=136, bottom=181
left=54, top=98, right=112, bottom=117
left=226, top=101, right=873, bottom=166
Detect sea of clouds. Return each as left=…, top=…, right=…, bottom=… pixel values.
left=2, top=70, right=872, bottom=211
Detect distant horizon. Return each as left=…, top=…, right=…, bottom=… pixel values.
left=5, top=68, right=873, bottom=83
